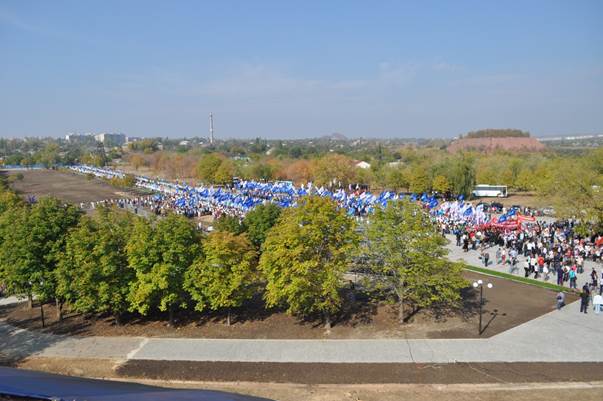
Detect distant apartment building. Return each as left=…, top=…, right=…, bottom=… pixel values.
left=94, top=133, right=126, bottom=146
left=65, top=133, right=88, bottom=143
left=65, top=132, right=127, bottom=147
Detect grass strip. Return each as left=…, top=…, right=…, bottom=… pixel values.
left=464, top=264, right=574, bottom=293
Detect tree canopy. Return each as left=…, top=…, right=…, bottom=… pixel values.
left=365, top=200, right=466, bottom=322
left=0, top=197, right=81, bottom=317
left=127, top=214, right=202, bottom=325
left=259, top=196, right=358, bottom=327
left=56, top=208, right=134, bottom=320
left=243, top=203, right=282, bottom=249
left=185, top=231, right=257, bottom=324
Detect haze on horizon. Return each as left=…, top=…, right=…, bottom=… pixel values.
left=1, top=1, right=602, bottom=140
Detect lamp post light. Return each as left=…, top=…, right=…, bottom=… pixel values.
left=472, top=279, right=493, bottom=335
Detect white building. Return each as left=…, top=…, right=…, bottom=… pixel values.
left=94, top=133, right=126, bottom=146
left=355, top=161, right=371, bottom=169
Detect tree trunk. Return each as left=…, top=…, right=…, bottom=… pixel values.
left=226, top=309, right=231, bottom=326
left=28, top=293, right=33, bottom=309
left=168, top=306, right=174, bottom=327
left=39, top=302, right=45, bottom=328
left=55, top=298, right=62, bottom=322
left=399, top=300, right=405, bottom=324
left=324, top=312, right=332, bottom=330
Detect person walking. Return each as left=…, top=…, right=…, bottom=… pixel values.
left=523, top=260, right=530, bottom=278
left=580, top=288, right=590, bottom=314
left=484, top=251, right=490, bottom=267
left=556, top=265, right=564, bottom=286
left=569, top=268, right=577, bottom=289
left=510, top=249, right=518, bottom=273
left=593, top=294, right=603, bottom=314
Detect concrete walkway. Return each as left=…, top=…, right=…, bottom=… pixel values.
left=2, top=297, right=602, bottom=365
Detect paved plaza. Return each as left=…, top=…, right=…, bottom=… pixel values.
left=445, top=235, right=599, bottom=290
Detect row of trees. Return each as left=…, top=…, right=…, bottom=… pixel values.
left=135, top=146, right=601, bottom=199
left=190, top=151, right=478, bottom=197
left=0, top=180, right=467, bottom=328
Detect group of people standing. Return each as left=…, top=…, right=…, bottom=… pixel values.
left=450, top=218, right=603, bottom=313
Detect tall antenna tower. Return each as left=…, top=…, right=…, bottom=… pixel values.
left=209, top=113, right=214, bottom=145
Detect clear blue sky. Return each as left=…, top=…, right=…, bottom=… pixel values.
left=1, top=0, right=602, bottom=139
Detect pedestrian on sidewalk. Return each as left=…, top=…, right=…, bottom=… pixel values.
left=591, top=268, right=599, bottom=292
left=510, top=249, right=518, bottom=273
left=543, top=265, right=550, bottom=281
left=593, top=294, right=603, bottom=314
left=580, top=288, right=590, bottom=314
left=569, top=268, right=577, bottom=289
left=484, top=251, right=490, bottom=267
left=496, top=247, right=502, bottom=265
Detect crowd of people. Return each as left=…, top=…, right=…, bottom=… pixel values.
left=446, top=215, right=603, bottom=309
left=69, top=165, right=457, bottom=221
left=70, top=164, right=603, bottom=305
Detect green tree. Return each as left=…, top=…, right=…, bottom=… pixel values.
left=127, top=214, right=202, bottom=325
left=196, top=153, right=224, bottom=183
left=37, top=143, right=60, bottom=167
left=514, top=169, right=535, bottom=192
left=185, top=231, right=257, bottom=325
left=242, top=203, right=282, bottom=249
left=214, top=215, right=245, bottom=235
left=313, top=154, right=356, bottom=187
left=383, top=165, right=409, bottom=191
left=431, top=175, right=450, bottom=194
left=409, top=166, right=430, bottom=193
left=249, top=161, right=274, bottom=181
left=365, top=200, right=466, bottom=323
left=0, top=197, right=81, bottom=319
left=0, top=189, right=22, bottom=215
left=539, top=155, right=603, bottom=228
left=214, top=159, right=237, bottom=184
left=450, top=154, right=476, bottom=198
left=56, top=208, right=133, bottom=322
left=259, top=196, right=358, bottom=328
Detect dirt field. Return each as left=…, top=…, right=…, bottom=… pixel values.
left=117, top=360, right=603, bottom=384
left=475, top=193, right=550, bottom=209
left=3, top=169, right=146, bottom=204
left=0, top=271, right=573, bottom=340
left=14, top=357, right=603, bottom=400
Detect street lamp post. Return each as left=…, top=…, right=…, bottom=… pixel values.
left=472, top=279, right=493, bottom=335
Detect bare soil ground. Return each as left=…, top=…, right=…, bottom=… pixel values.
left=0, top=272, right=574, bottom=340
left=116, top=360, right=603, bottom=384
left=477, top=193, right=550, bottom=209
left=14, top=357, right=603, bottom=400
left=3, top=169, right=146, bottom=204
